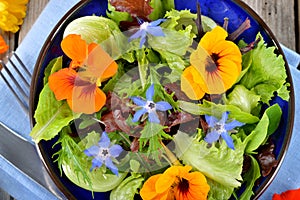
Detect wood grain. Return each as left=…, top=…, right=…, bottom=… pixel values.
left=242, top=0, right=296, bottom=51
left=18, top=0, right=50, bottom=43
left=0, top=0, right=49, bottom=60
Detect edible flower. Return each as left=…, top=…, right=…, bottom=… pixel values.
left=181, top=26, right=242, bottom=100
left=129, top=18, right=165, bottom=48
left=84, top=132, right=123, bottom=176
left=48, top=34, right=118, bottom=114
left=273, top=188, right=300, bottom=200
left=204, top=111, right=244, bottom=150
left=131, top=84, right=172, bottom=123
left=140, top=165, right=210, bottom=200
left=0, top=0, right=29, bottom=33
left=0, top=35, right=8, bottom=54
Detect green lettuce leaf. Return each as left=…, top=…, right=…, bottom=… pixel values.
left=163, top=9, right=216, bottom=35
left=106, top=3, right=132, bottom=25
left=239, top=33, right=288, bottom=103
left=238, top=155, right=261, bottom=200
left=226, top=85, right=261, bottom=114
left=63, top=16, right=122, bottom=45
left=59, top=131, right=127, bottom=192
left=148, top=25, right=194, bottom=56
left=174, top=131, right=245, bottom=188
left=30, top=84, right=80, bottom=143
left=243, top=104, right=282, bottom=153
left=179, top=100, right=259, bottom=124
left=207, top=178, right=234, bottom=200
left=43, top=56, right=63, bottom=85
left=110, top=175, right=144, bottom=200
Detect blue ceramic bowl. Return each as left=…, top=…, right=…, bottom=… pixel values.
left=30, top=0, right=294, bottom=199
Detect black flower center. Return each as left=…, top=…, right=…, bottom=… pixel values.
left=101, top=149, right=109, bottom=157
left=205, top=53, right=219, bottom=72
left=148, top=102, right=155, bottom=109
left=178, top=178, right=189, bottom=194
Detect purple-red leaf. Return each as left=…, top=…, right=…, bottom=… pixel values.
left=110, top=0, right=153, bottom=19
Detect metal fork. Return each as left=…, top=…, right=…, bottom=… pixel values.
left=0, top=52, right=31, bottom=113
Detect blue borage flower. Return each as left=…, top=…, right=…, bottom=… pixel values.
left=131, top=84, right=172, bottom=124
left=204, top=112, right=244, bottom=150
left=129, top=18, right=166, bottom=48
left=84, top=132, right=123, bottom=176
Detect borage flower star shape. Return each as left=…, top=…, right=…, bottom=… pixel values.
left=129, top=18, right=165, bottom=48
left=181, top=26, right=242, bottom=100
left=48, top=34, right=118, bottom=114
left=84, top=132, right=123, bottom=176
left=131, top=84, right=172, bottom=124
left=204, top=111, right=244, bottom=150
left=140, top=165, right=210, bottom=200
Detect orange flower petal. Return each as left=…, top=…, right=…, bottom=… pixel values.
left=155, top=166, right=179, bottom=193
left=211, top=40, right=242, bottom=71
left=140, top=174, right=169, bottom=200
left=181, top=66, right=206, bottom=100
left=272, top=188, right=300, bottom=200
left=68, top=83, right=106, bottom=114
left=48, top=68, right=76, bottom=101
left=184, top=25, right=242, bottom=97
left=0, top=35, right=9, bottom=54
left=83, top=45, right=118, bottom=80
left=200, top=26, right=228, bottom=52
left=174, top=171, right=210, bottom=200
left=61, top=34, right=88, bottom=66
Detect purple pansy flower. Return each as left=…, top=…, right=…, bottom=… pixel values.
left=204, top=112, right=244, bottom=150
left=84, top=132, right=123, bottom=176
left=131, top=84, right=172, bottom=124
left=129, top=18, right=166, bottom=48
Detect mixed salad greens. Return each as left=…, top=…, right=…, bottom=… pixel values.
left=30, top=0, right=290, bottom=199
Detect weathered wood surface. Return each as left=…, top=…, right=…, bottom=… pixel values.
left=242, top=0, right=298, bottom=52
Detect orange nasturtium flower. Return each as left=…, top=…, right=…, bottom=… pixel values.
left=273, top=188, right=300, bottom=200
left=48, top=34, right=118, bottom=114
left=0, top=35, right=8, bottom=53
left=0, top=0, right=29, bottom=33
left=181, top=26, right=242, bottom=100
left=140, top=165, right=210, bottom=200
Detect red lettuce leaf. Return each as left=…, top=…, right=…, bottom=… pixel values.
left=110, top=0, right=153, bottom=19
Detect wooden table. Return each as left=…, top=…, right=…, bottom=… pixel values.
left=0, top=0, right=299, bottom=198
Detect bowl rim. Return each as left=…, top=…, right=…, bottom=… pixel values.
left=29, top=0, right=295, bottom=199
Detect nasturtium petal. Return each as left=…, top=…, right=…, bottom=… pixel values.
left=61, top=34, right=88, bottom=64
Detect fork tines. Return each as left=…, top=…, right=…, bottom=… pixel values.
left=0, top=52, right=31, bottom=113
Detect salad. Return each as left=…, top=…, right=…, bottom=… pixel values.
left=30, top=0, right=290, bottom=199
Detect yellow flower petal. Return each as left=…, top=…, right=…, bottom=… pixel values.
left=181, top=26, right=242, bottom=99
left=0, top=0, right=29, bottom=33
left=181, top=66, right=206, bottom=100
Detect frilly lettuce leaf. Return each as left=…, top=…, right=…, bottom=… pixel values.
left=148, top=25, right=194, bottom=56
left=207, top=179, right=235, bottom=200
left=163, top=9, right=217, bottom=34
left=59, top=131, right=127, bottom=192
left=226, top=84, right=261, bottom=114
left=239, top=33, right=288, bottom=104
left=174, top=131, right=245, bottom=188
left=106, top=3, right=132, bottom=25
